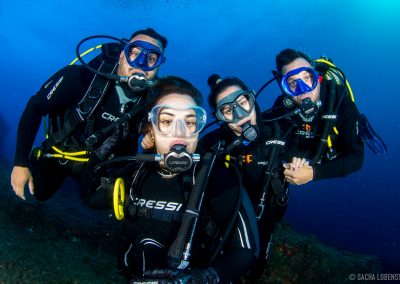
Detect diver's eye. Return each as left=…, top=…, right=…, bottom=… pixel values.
left=147, top=53, right=159, bottom=66
left=159, top=119, right=172, bottom=127
left=185, top=119, right=197, bottom=132
left=302, top=72, right=314, bottom=86
left=288, top=79, right=297, bottom=90
left=129, top=47, right=142, bottom=60
left=221, top=104, right=233, bottom=115
left=237, top=95, right=250, bottom=110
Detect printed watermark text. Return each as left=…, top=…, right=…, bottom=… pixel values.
left=349, top=273, right=400, bottom=281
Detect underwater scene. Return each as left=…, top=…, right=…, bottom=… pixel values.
left=0, top=0, right=399, bottom=283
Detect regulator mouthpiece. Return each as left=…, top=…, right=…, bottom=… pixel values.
left=157, top=144, right=200, bottom=173
left=120, top=73, right=152, bottom=92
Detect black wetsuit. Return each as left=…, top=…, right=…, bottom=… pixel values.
left=198, top=109, right=294, bottom=280
left=14, top=63, right=145, bottom=207
left=120, top=161, right=259, bottom=283
left=271, top=79, right=364, bottom=179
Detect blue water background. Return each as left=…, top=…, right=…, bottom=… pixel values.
left=1, top=0, right=399, bottom=270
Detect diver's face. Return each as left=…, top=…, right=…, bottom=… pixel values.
left=117, top=34, right=163, bottom=80
left=151, top=94, right=199, bottom=155
left=282, top=58, right=321, bottom=105
left=216, top=86, right=257, bottom=136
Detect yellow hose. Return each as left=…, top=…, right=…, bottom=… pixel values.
left=69, top=45, right=103, bottom=65
left=113, top=178, right=125, bottom=221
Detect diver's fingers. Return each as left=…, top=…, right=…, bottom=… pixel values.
left=11, top=180, right=26, bottom=200
left=284, top=168, right=294, bottom=178
left=11, top=166, right=30, bottom=200
left=28, top=177, right=35, bottom=195
left=292, top=157, right=301, bottom=170
left=283, top=162, right=296, bottom=171
left=304, top=160, right=310, bottom=166
left=284, top=175, right=296, bottom=185
left=141, top=133, right=155, bottom=150
left=299, top=158, right=308, bottom=167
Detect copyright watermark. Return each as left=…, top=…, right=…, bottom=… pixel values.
left=349, top=273, right=400, bottom=281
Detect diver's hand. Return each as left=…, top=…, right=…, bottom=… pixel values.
left=10, top=166, right=34, bottom=200
left=283, top=157, right=309, bottom=171
left=283, top=163, right=314, bottom=185
left=141, top=132, right=155, bottom=150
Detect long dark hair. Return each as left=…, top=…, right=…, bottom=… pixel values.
left=147, top=76, right=203, bottom=111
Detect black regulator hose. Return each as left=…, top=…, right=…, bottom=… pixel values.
left=75, top=34, right=127, bottom=80
left=167, top=147, right=218, bottom=269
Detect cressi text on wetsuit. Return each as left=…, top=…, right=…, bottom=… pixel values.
left=120, top=161, right=259, bottom=283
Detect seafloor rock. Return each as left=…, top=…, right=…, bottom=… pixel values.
left=0, top=160, right=381, bottom=283
left=258, top=221, right=382, bottom=284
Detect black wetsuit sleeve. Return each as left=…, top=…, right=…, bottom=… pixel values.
left=313, top=94, right=364, bottom=180
left=14, top=65, right=88, bottom=166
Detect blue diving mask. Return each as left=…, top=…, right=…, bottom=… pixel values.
left=123, top=40, right=166, bottom=71
left=281, top=67, right=319, bottom=96
left=215, top=90, right=256, bottom=123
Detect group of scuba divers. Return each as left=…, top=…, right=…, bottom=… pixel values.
left=10, top=27, right=387, bottom=283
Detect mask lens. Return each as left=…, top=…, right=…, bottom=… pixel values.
left=150, top=105, right=207, bottom=137
left=219, top=103, right=234, bottom=121
left=127, top=45, right=143, bottom=62
left=147, top=52, right=160, bottom=67
left=236, top=93, right=254, bottom=112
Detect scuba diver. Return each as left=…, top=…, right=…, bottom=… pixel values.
left=270, top=48, right=367, bottom=184
left=96, top=76, right=259, bottom=283
left=10, top=27, right=168, bottom=209
left=197, top=75, right=295, bottom=281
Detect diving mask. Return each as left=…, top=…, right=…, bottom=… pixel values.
left=148, top=105, right=207, bottom=138
left=281, top=67, right=319, bottom=96
left=215, top=90, right=256, bottom=123
left=124, top=40, right=166, bottom=71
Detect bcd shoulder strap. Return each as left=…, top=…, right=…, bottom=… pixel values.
left=43, top=55, right=119, bottom=151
